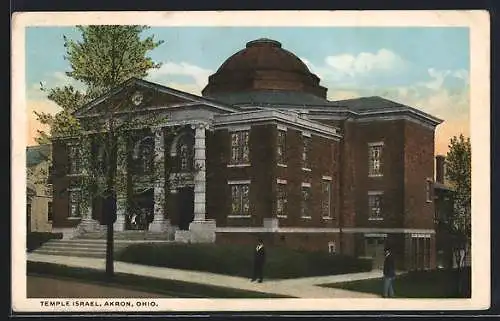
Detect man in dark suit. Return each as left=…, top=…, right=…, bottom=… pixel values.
left=251, top=239, right=266, bottom=283
left=383, top=247, right=396, bottom=298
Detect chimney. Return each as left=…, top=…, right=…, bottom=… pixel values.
left=436, top=155, right=445, bottom=183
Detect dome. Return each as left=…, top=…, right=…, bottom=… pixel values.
left=202, top=38, right=327, bottom=99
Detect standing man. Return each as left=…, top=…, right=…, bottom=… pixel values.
left=383, top=246, right=396, bottom=298
left=251, top=239, right=266, bottom=283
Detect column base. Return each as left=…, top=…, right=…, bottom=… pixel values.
left=113, top=215, right=126, bottom=232
left=149, top=218, right=171, bottom=233
left=77, top=218, right=101, bottom=234
left=188, top=219, right=216, bottom=243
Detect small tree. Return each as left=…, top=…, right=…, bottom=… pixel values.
left=445, top=134, right=471, bottom=296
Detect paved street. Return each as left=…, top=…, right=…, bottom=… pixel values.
left=27, top=275, right=167, bottom=298
left=27, top=253, right=381, bottom=298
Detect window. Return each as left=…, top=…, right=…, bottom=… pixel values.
left=276, top=182, right=287, bottom=218
left=230, top=131, right=250, bottom=165
left=69, top=190, right=81, bottom=218
left=368, top=192, right=383, bottom=220
left=301, top=184, right=311, bottom=218
left=95, top=144, right=107, bottom=173
left=47, top=202, right=53, bottom=221
left=302, top=136, right=311, bottom=169
left=328, top=241, right=336, bottom=254
left=321, top=180, right=332, bottom=218
left=230, top=184, right=250, bottom=216
left=47, top=165, right=54, bottom=185
left=277, top=130, right=286, bottom=165
left=138, top=138, right=154, bottom=174
left=426, top=179, right=433, bottom=202
left=368, top=143, right=383, bottom=176
left=68, top=145, right=81, bottom=174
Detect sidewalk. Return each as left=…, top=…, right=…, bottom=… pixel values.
left=27, top=253, right=380, bottom=298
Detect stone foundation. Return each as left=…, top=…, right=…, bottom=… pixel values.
left=188, top=219, right=216, bottom=243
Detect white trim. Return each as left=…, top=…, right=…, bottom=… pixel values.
left=276, top=215, right=288, bottom=219
left=277, top=179, right=287, bottom=184
left=411, top=233, right=432, bottom=238
left=216, top=227, right=341, bottom=233
left=227, top=164, right=251, bottom=168
left=368, top=217, right=384, bottom=221
left=322, top=216, right=334, bottom=220
left=302, top=131, right=311, bottom=137
left=368, top=141, right=384, bottom=147
left=342, top=228, right=435, bottom=234
left=301, top=182, right=311, bottom=188
left=365, top=233, right=388, bottom=238
left=301, top=216, right=312, bottom=220
left=277, top=124, right=288, bottom=131
left=228, top=125, right=251, bottom=132
left=302, top=168, right=312, bottom=172
left=227, top=180, right=251, bottom=185
left=322, top=175, right=332, bottom=181
left=67, top=217, right=82, bottom=221
left=368, top=174, right=384, bottom=178
left=227, top=215, right=252, bottom=219
left=368, top=190, right=384, bottom=196
left=277, top=163, right=288, bottom=168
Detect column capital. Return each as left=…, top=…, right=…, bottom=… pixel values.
left=190, top=121, right=210, bottom=131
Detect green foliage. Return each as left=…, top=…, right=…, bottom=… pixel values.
left=116, top=243, right=373, bottom=279
left=34, top=25, right=164, bottom=144
left=445, top=134, right=471, bottom=244
left=27, top=232, right=63, bottom=252
left=324, top=267, right=471, bottom=298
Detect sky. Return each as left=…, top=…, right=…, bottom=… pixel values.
left=25, top=26, right=470, bottom=155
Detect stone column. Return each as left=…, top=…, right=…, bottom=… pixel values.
left=78, top=136, right=99, bottom=233
left=149, top=127, right=169, bottom=232
left=114, top=134, right=127, bottom=231
left=189, top=122, right=216, bottom=243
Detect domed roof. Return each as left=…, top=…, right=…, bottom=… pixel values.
left=202, top=38, right=327, bottom=99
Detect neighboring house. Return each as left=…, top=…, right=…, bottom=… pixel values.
left=26, top=144, right=53, bottom=233
left=50, top=38, right=442, bottom=271
left=433, top=155, right=471, bottom=269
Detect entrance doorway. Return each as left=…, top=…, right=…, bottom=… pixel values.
left=128, top=189, right=154, bottom=230
left=178, top=186, right=194, bottom=230
left=365, top=236, right=386, bottom=269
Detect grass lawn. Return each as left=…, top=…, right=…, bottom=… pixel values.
left=115, top=243, right=372, bottom=280
left=321, top=268, right=471, bottom=298
left=27, top=261, right=292, bottom=298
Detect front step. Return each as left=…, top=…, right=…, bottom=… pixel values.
left=31, top=238, right=172, bottom=259
left=79, top=230, right=173, bottom=240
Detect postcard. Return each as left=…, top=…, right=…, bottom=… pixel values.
left=12, top=10, right=490, bottom=313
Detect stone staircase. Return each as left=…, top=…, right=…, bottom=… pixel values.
left=79, top=230, right=174, bottom=241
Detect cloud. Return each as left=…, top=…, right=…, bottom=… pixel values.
left=146, top=61, right=213, bottom=89
left=26, top=99, right=61, bottom=146
left=325, top=49, right=406, bottom=77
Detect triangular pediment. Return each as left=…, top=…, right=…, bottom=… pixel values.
left=73, top=78, right=239, bottom=118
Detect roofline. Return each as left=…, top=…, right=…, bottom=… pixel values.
left=73, top=77, right=241, bottom=118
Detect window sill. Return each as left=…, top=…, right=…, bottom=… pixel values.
left=277, top=215, right=287, bottom=219
left=301, top=216, right=312, bottom=220
left=322, top=216, right=334, bottom=220
left=302, top=168, right=312, bottom=172
left=227, top=164, right=251, bottom=168
left=277, top=163, right=288, bottom=168
left=68, top=217, right=82, bottom=220
left=227, top=215, right=251, bottom=218
left=368, top=174, right=383, bottom=178
left=426, top=200, right=433, bottom=203
left=368, top=217, right=384, bottom=221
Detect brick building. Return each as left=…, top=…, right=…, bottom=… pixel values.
left=50, top=38, right=442, bottom=270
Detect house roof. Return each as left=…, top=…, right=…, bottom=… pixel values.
left=26, top=144, right=51, bottom=167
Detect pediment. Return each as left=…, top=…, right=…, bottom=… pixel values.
left=73, top=78, right=238, bottom=118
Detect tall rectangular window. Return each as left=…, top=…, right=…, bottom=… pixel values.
left=426, top=179, right=433, bottom=202
left=302, top=136, right=311, bottom=169
left=321, top=180, right=332, bottom=218
left=230, top=184, right=250, bottom=216
left=276, top=181, right=287, bottom=217
left=301, top=184, right=311, bottom=218
left=277, top=130, right=286, bottom=165
left=230, top=131, right=250, bottom=165
left=68, top=145, right=81, bottom=174
left=368, top=142, right=383, bottom=176
left=368, top=192, right=383, bottom=220
left=47, top=201, right=53, bottom=221
left=69, top=190, right=81, bottom=218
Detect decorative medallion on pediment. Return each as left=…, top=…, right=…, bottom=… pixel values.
left=131, top=91, right=144, bottom=106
